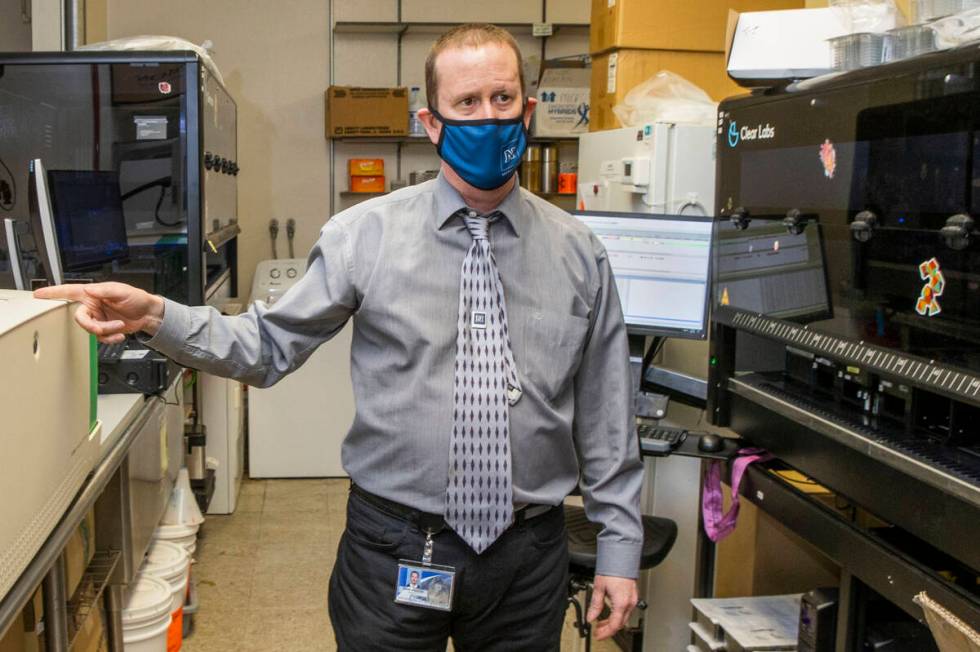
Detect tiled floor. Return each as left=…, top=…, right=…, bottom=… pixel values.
left=183, top=477, right=619, bottom=651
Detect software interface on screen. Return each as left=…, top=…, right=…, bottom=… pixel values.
left=574, top=211, right=713, bottom=338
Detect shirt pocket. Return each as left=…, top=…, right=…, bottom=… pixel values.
left=522, top=310, right=591, bottom=403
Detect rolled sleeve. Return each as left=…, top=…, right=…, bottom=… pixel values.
left=572, top=241, right=644, bottom=580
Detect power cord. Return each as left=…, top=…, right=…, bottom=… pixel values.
left=286, top=218, right=296, bottom=258
left=269, top=218, right=279, bottom=259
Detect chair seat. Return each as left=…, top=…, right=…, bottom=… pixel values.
left=564, top=504, right=678, bottom=573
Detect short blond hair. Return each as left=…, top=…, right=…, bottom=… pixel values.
left=425, top=23, right=526, bottom=111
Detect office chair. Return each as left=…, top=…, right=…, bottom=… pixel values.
left=564, top=504, right=678, bottom=651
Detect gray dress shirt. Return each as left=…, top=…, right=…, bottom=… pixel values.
left=146, top=173, right=644, bottom=578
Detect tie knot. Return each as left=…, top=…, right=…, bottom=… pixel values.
left=462, top=211, right=490, bottom=241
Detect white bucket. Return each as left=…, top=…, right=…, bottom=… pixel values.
left=152, top=522, right=199, bottom=557
left=122, top=574, right=172, bottom=652
left=140, top=541, right=190, bottom=652
left=141, top=541, right=190, bottom=614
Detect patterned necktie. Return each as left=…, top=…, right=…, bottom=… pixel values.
left=446, top=209, right=523, bottom=554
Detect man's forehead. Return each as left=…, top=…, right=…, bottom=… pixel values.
left=435, top=43, right=520, bottom=83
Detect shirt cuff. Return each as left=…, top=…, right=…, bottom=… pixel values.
left=595, top=539, right=642, bottom=579
left=138, top=297, right=192, bottom=357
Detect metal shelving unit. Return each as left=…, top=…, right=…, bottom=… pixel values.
left=327, top=0, right=588, bottom=214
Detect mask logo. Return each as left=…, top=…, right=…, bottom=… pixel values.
left=727, top=122, right=740, bottom=148
left=158, top=81, right=172, bottom=95
left=819, top=139, right=837, bottom=179
left=916, top=257, right=944, bottom=317
left=500, top=139, right=521, bottom=173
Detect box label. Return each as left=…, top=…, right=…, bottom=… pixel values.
left=607, top=52, right=618, bottom=94
left=532, top=22, right=553, bottom=37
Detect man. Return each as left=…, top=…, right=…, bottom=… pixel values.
left=37, top=23, right=643, bottom=651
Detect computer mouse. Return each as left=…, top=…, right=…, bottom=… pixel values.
left=698, top=433, right=724, bottom=453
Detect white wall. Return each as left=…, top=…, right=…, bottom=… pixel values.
left=0, top=0, right=33, bottom=51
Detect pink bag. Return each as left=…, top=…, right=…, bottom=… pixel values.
left=701, top=448, right=773, bottom=542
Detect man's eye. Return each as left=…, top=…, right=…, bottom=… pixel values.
left=495, top=94, right=511, bottom=103
left=460, top=97, right=475, bottom=107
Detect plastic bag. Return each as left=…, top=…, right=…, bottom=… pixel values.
left=612, top=71, right=717, bottom=128
left=78, top=35, right=224, bottom=85
left=830, top=0, right=903, bottom=33
left=931, top=7, right=980, bottom=48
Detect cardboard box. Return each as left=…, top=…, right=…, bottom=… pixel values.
left=590, top=0, right=805, bottom=55
left=590, top=49, right=742, bottom=131
left=69, top=603, right=107, bottom=652
left=0, top=621, right=25, bottom=652
left=65, top=510, right=96, bottom=599
left=534, top=66, right=591, bottom=138
left=22, top=588, right=43, bottom=652
left=325, top=86, right=408, bottom=138
left=714, top=483, right=839, bottom=598
left=349, top=176, right=385, bottom=193
left=348, top=158, right=385, bottom=176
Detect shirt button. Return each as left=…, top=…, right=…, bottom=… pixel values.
left=468, top=210, right=477, bottom=218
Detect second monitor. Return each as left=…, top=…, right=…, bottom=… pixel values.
left=573, top=210, right=713, bottom=339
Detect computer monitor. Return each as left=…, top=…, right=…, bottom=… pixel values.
left=573, top=210, right=714, bottom=339
left=27, top=159, right=64, bottom=287
left=47, top=170, right=129, bottom=272
left=713, top=218, right=832, bottom=323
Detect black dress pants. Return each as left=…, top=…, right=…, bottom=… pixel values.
left=328, top=490, right=569, bottom=651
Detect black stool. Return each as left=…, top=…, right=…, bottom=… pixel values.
left=565, top=505, right=678, bottom=651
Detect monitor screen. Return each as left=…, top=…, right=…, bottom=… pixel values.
left=573, top=211, right=713, bottom=339
left=47, top=170, right=129, bottom=272
left=713, top=219, right=832, bottom=323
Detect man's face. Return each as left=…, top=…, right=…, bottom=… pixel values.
left=419, top=43, right=536, bottom=143
left=410, top=571, right=419, bottom=586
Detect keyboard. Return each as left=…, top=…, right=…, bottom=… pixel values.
left=98, top=342, right=126, bottom=364
left=638, top=423, right=688, bottom=454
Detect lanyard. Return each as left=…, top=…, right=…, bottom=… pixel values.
left=701, top=447, right=773, bottom=542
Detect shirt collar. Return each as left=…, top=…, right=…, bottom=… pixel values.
left=434, top=171, right=523, bottom=237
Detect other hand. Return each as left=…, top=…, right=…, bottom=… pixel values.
left=588, top=575, right=638, bottom=640
left=33, top=282, right=165, bottom=344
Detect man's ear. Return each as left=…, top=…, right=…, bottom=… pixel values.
left=417, top=107, right=441, bottom=146
left=523, top=97, right=537, bottom=130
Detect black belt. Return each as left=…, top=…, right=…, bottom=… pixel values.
left=350, top=484, right=554, bottom=533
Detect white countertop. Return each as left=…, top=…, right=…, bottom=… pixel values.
left=97, top=392, right=146, bottom=454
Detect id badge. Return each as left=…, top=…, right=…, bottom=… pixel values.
left=394, top=561, right=455, bottom=611
left=393, top=528, right=455, bottom=611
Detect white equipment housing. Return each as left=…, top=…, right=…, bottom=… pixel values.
left=0, top=290, right=99, bottom=598
left=247, top=258, right=353, bottom=478
left=576, top=122, right=716, bottom=216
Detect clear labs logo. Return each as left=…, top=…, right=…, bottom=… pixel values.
left=726, top=120, right=776, bottom=147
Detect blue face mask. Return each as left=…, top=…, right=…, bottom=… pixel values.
left=431, top=108, right=528, bottom=191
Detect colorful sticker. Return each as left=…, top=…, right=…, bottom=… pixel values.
left=158, top=81, right=172, bottom=95
left=915, top=257, right=945, bottom=317
left=819, top=139, right=837, bottom=179
left=721, top=287, right=730, bottom=306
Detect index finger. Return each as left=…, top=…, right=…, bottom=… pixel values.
left=33, top=284, right=89, bottom=302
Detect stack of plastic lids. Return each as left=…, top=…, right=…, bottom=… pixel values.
left=122, top=575, right=173, bottom=652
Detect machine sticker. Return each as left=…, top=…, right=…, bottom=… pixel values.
left=720, top=287, right=730, bottom=306
left=819, top=139, right=837, bottom=179
left=158, top=81, right=172, bottom=95
left=915, top=257, right=945, bottom=317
